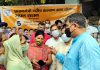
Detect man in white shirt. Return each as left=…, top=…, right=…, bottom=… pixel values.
left=86, top=19, right=99, bottom=42
left=45, top=24, right=66, bottom=70
left=85, top=18, right=98, bottom=34
left=86, top=25, right=98, bottom=34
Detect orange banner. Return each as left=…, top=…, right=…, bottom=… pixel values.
left=1, top=4, right=81, bottom=29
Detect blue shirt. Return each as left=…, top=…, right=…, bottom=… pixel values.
left=56, top=32, right=100, bottom=70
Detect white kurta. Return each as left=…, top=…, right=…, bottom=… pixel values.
left=45, top=37, right=70, bottom=70
left=86, top=25, right=98, bottom=34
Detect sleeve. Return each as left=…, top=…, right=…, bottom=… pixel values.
left=79, top=42, right=100, bottom=70
left=79, top=43, right=92, bottom=70
left=56, top=52, right=65, bottom=64
left=49, top=55, right=57, bottom=70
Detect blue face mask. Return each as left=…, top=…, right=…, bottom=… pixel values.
left=61, top=34, right=71, bottom=42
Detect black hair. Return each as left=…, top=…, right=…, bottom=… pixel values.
left=35, top=30, right=44, bottom=38
left=38, top=22, right=45, bottom=26
left=9, top=33, right=17, bottom=38
left=29, top=29, right=34, bottom=32
left=45, top=20, right=51, bottom=24
left=62, top=24, right=66, bottom=28
left=18, top=28, right=22, bottom=30
left=23, top=35, right=29, bottom=40
left=34, top=29, right=37, bottom=32
left=0, top=22, right=8, bottom=27
left=55, top=20, right=62, bottom=25
left=13, top=27, right=16, bottom=29
left=24, top=29, right=28, bottom=32
left=7, top=27, right=11, bottom=29
left=0, top=32, right=3, bottom=42
left=65, top=13, right=86, bottom=28
left=50, top=24, right=58, bottom=31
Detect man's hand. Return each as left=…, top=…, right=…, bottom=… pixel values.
left=49, top=48, right=57, bottom=55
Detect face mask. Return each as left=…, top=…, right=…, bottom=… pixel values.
left=61, top=34, right=71, bottom=42
left=65, top=28, right=71, bottom=37
left=51, top=30, right=60, bottom=37
left=21, top=45, right=28, bottom=52
left=36, top=40, right=42, bottom=46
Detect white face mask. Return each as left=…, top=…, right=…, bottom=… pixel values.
left=51, top=30, right=60, bottom=37
left=61, top=34, right=71, bottom=42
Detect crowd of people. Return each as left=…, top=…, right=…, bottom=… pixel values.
left=0, top=13, right=100, bottom=70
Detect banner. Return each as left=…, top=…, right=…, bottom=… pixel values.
left=1, top=4, right=81, bottom=29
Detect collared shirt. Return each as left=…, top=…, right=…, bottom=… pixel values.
left=61, top=32, right=100, bottom=70
left=46, top=37, right=67, bottom=70
left=45, top=37, right=64, bottom=48
left=86, top=25, right=100, bottom=44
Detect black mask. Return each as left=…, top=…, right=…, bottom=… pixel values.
left=65, top=28, right=71, bottom=37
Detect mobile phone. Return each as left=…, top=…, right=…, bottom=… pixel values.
left=37, top=60, right=46, bottom=67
